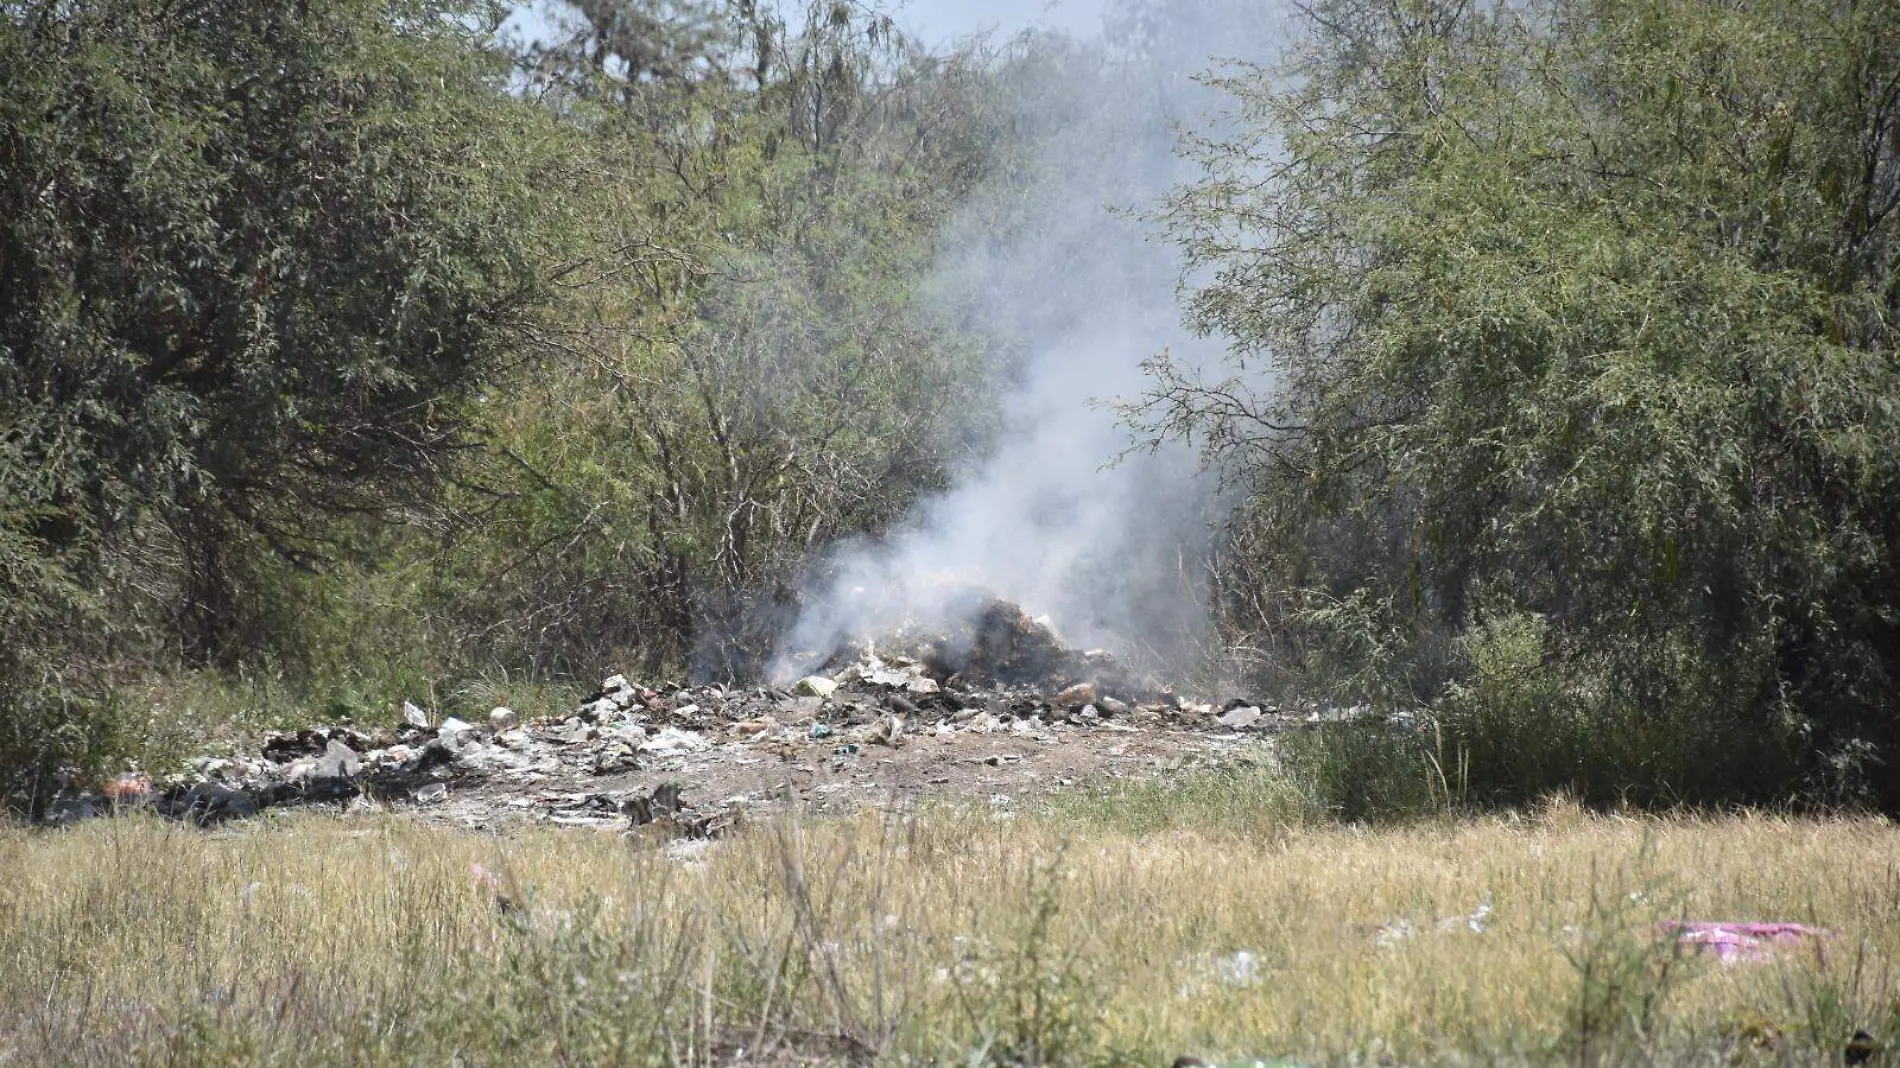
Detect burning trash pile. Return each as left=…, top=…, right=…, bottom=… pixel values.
left=799, top=596, right=1167, bottom=700
left=37, top=598, right=1289, bottom=832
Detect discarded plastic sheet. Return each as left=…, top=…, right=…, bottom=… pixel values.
left=637, top=727, right=711, bottom=756
left=1662, top=921, right=1832, bottom=963
left=1172, top=1057, right=1309, bottom=1068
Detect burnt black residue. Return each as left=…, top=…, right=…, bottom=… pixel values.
left=39, top=740, right=459, bottom=829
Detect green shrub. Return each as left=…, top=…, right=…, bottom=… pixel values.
left=1279, top=719, right=1447, bottom=823
left=0, top=669, right=123, bottom=817
left=1145, top=0, right=1900, bottom=809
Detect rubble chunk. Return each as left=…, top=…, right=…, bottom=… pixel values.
left=316, top=740, right=362, bottom=780
left=593, top=743, right=638, bottom=775
left=870, top=714, right=905, bottom=748
left=1056, top=682, right=1096, bottom=708
left=1216, top=705, right=1263, bottom=730
left=438, top=717, right=477, bottom=747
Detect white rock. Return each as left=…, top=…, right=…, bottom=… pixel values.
left=1217, top=705, right=1263, bottom=729
left=402, top=700, right=431, bottom=729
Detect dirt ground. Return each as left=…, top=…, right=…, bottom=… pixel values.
left=422, top=714, right=1282, bottom=832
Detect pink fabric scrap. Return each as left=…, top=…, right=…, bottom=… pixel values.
left=469, top=862, right=504, bottom=891
left=1660, top=921, right=1833, bottom=964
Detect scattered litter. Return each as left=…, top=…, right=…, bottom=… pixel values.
left=438, top=717, right=476, bottom=743
left=1374, top=918, right=1415, bottom=948
left=1437, top=896, right=1492, bottom=934
left=638, top=728, right=711, bottom=756
left=1175, top=949, right=1267, bottom=997
left=664, top=837, right=717, bottom=862
left=869, top=714, right=905, bottom=747
left=1218, top=950, right=1262, bottom=987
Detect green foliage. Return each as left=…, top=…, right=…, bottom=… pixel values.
left=949, top=845, right=1105, bottom=1068
left=1279, top=719, right=1447, bottom=823
left=403, top=4, right=1015, bottom=680
left=1143, top=0, right=1900, bottom=807
left=0, top=0, right=568, bottom=802
left=1563, top=853, right=1690, bottom=1068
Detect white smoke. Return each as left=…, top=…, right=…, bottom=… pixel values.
left=773, top=0, right=1281, bottom=678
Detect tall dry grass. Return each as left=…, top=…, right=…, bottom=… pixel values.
left=0, top=796, right=1895, bottom=1066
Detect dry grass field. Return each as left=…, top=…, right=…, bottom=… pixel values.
left=2, top=788, right=1896, bottom=1067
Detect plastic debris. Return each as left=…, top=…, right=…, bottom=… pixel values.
left=638, top=727, right=712, bottom=756
left=1662, top=921, right=1833, bottom=963
left=793, top=675, right=838, bottom=698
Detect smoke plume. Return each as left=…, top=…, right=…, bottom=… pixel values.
left=773, top=1, right=1279, bottom=678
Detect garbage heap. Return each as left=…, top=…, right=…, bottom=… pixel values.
left=42, top=598, right=1231, bottom=830
left=805, top=596, right=1166, bottom=700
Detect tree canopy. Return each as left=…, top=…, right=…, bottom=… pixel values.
left=1143, top=0, right=1900, bottom=805
left=1, top=0, right=565, bottom=799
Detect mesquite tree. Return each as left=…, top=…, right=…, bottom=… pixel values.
left=1140, top=0, right=1900, bottom=805
left=0, top=0, right=561, bottom=803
